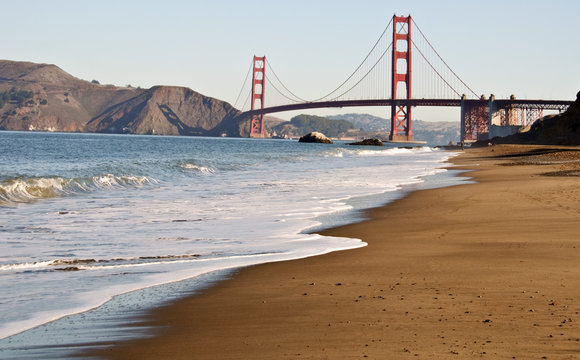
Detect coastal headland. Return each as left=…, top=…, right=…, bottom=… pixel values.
left=84, top=144, right=580, bottom=359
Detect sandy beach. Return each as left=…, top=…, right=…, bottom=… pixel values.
left=86, top=144, right=580, bottom=359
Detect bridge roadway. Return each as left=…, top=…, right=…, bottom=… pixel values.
left=240, top=98, right=573, bottom=118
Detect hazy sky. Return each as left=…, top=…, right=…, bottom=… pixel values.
left=2, top=0, right=578, bottom=121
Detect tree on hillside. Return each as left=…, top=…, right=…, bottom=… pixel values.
left=289, top=114, right=354, bottom=137
left=0, top=88, right=34, bottom=108
left=0, top=92, right=7, bottom=108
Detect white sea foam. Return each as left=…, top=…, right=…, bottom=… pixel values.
left=0, top=260, right=58, bottom=271
left=322, top=145, right=436, bottom=158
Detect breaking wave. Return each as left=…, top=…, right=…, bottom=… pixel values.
left=0, top=254, right=202, bottom=272
left=0, top=174, right=156, bottom=204
left=179, top=163, right=216, bottom=174
left=322, top=146, right=435, bottom=158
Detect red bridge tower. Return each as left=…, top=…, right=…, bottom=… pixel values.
left=390, top=15, right=413, bottom=142
left=250, top=55, right=266, bottom=138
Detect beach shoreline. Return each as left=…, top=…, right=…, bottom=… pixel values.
left=84, top=144, right=580, bottom=359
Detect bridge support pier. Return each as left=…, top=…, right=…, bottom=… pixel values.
left=390, top=101, right=414, bottom=142
left=497, top=104, right=544, bottom=127
left=389, top=15, right=414, bottom=142
left=461, top=96, right=489, bottom=141
left=250, top=56, right=266, bottom=138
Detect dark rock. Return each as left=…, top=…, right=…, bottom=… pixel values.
left=348, top=138, right=384, bottom=146
left=298, top=131, right=333, bottom=144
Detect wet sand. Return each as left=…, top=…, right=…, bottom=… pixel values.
left=87, top=145, right=580, bottom=359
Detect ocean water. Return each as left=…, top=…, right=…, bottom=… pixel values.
left=0, top=131, right=458, bottom=358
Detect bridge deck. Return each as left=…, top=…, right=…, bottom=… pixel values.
left=240, top=98, right=573, bottom=118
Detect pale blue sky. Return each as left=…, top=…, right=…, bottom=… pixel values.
left=2, top=0, right=578, bottom=121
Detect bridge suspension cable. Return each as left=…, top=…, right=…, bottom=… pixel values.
left=241, top=87, right=251, bottom=112
left=312, top=17, right=394, bottom=102
left=265, top=76, right=304, bottom=104
left=411, top=19, right=478, bottom=98
left=265, top=59, right=309, bottom=103
left=233, top=59, right=254, bottom=109
left=323, top=42, right=393, bottom=101
left=412, top=42, right=462, bottom=98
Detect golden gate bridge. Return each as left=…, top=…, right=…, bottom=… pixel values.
left=234, top=15, right=572, bottom=142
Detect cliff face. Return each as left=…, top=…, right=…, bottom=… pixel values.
left=87, top=86, right=241, bottom=136
left=0, top=60, right=244, bottom=136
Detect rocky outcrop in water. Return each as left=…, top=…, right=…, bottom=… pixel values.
left=0, top=60, right=246, bottom=136
left=348, top=138, right=384, bottom=146
left=298, top=132, right=333, bottom=144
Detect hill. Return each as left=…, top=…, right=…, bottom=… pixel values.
left=0, top=60, right=244, bottom=136
left=412, top=120, right=461, bottom=145
left=269, top=114, right=354, bottom=138
left=327, top=113, right=388, bottom=132
left=86, top=86, right=241, bottom=136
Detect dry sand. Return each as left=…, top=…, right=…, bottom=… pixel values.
left=87, top=144, right=580, bottom=359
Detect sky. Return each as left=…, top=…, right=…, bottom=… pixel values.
left=1, top=0, right=578, bottom=122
